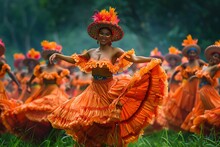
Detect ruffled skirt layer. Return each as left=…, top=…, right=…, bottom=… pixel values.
left=1, top=84, right=68, bottom=141
left=48, top=60, right=167, bottom=146
left=164, top=78, right=199, bottom=130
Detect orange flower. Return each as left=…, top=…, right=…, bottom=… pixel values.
left=168, top=46, right=181, bottom=55
left=182, top=35, right=198, bottom=47
left=41, top=40, right=62, bottom=52
left=214, top=40, right=220, bottom=46
left=26, top=48, right=41, bottom=60
left=93, top=7, right=119, bottom=24
left=13, top=53, right=25, bottom=60
left=150, top=47, right=162, bottom=56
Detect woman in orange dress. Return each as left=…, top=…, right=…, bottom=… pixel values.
left=183, top=41, right=220, bottom=134
left=47, top=7, right=167, bottom=147
left=1, top=41, right=70, bottom=141
left=0, top=39, right=22, bottom=134
left=165, top=46, right=182, bottom=93
left=164, top=35, right=207, bottom=131
left=18, top=48, right=41, bottom=102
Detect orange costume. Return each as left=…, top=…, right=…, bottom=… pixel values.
left=18, top=49, right=41, bottom=102
left=0, top=39, right=21, bottom=134
left=48, top=7, right=168, bottom=146
left=184, top=41, right=220, bottom=134
left=1, top=41, right=70, bottom=141
left=164, top=35, right=205, bottom=130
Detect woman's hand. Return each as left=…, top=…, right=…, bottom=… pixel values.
left=49, top=53, right=58, bottom=64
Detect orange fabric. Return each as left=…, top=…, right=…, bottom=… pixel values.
left=0, top=64, right=10, bottom=78
left=181, top=67, right=220, bottom=133
left=164, top=64, right=202, bottom=130
left=71, top=49, right=135, bottom=74
left=48, top=59, right=167, bottom=146
left=1, top=68, right=69, bottom=140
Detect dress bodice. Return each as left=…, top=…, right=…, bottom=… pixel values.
left=33, top=65, right=70, bottom=85
left=71, top=49, right=135, bottom=74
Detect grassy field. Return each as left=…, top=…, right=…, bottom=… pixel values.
left=0, top=129, right=219, bottom=147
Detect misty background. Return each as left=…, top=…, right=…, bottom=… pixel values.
left=0, top=0, right=220, bottom=67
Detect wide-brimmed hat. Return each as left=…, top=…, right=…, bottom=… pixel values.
left=182, top=35, right=201, bottom=57
left=164, top=46, right=181, bottom=64
left=13, top=53, right=25, bottom=68
left=23, top=48, right=41, bottom=66
left=150, top=47, right=164, bottom=61
left=87, top=7, right=124, bottom=42
left=0, top=39, right=6, bottom=57
left=205, top=40, right=220, bottom=60
left=41, top=40, right=62, bottom=59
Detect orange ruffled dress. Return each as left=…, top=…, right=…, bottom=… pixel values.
left=0, top=64, right=20, bottom=134
left=164, top=64, right=203, bottom=130
left=48, top=49, right=168, bottom=146
left=1, top=65, right=70, bottom=141
left=186, top=68, right=220, bottom=134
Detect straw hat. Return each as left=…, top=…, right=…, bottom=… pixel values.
left=164, top=46, right=181, bottom=64
left=205, top=40, right=220, bottom=60
left=182, top=35, right=201, bottom=57
left=87, top=7, right=124, bottom=42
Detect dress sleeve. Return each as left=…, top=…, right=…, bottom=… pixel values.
left=116, top=49, right=135, bottom=72
left=71, top=54, right=88, bottom=72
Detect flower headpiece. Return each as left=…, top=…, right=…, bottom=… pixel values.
left=87, top=7, right=124, bottom=41
left=164, top=46, right=181, bottom=64
left=26, top=48, right=41, bottom=60
left=214, top=40, right=220, bottom=46
left=182, top=35, right=198, bottom=47
left=93, top=7, right=120, bottom=24
left=0, top=39, right=6, bottom=56
left=14, top=53, right=25, bottom=60
left=0, top=39, right=5, bottom=48
left=168, top=46, right=181, bottom=55
left=181, top=34, right=201, bottom=57
left=150, top=47, right=162, bottom=56
left=41, top=40, right=62, bottom=52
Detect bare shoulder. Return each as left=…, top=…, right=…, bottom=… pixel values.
left=112, top=47, right=125, bottom=57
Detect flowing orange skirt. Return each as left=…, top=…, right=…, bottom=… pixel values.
left=48, top=60, right=167, bottom=146
left=2, top=84, right=68, bottom=141
left=164, top=78, right=199, bottom=130
left=189, top=85, right=220, bottom=134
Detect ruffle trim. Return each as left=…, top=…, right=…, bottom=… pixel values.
left=71, top=49, right=135, bottom=74
left=34, top=65, right=70, bottom=85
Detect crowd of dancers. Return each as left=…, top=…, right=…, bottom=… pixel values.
left=0, top=7, right=220, bottom=147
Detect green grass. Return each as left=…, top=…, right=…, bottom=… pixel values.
left=0, top=129, right=219, bottom=147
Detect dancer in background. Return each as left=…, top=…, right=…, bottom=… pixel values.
left=48, top=7, right=167, bottom=147
left=164, top=35, right=207, bottom=130
left=2, top=41, right=69, bottom=142
left=0, top=39, right=21, bottom=134
left=18, top=49, right=41, bottom=102
left=182, top=41, right=220, bottom=134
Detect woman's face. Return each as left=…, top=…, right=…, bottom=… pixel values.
left=187, top=50, right=198, bottom=59
left=98, top=28, right=112, bottom=45
left=169, top=57, right=177, bottom=67
left=210, top=53, right=220, bottom=65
